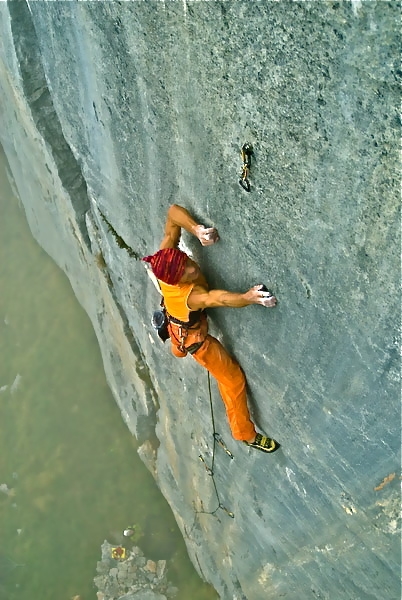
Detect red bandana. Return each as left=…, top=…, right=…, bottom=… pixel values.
left=142, top=248, right=187, bottom=285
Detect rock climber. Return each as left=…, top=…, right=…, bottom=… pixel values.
left=143, top=204, right=279, bottom=453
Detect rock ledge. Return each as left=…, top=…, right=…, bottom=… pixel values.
left=94, top=541, right=178, bottom=600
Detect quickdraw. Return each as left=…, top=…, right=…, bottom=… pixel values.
left=198, top=454, right=213, bottom=476
left=213, top=432, right=234, bottom=459
left=219, top=504, right=235, bottom=519
left=239, top=142, right=253, bottom=192
left=178, top=325, right=188, bottom=354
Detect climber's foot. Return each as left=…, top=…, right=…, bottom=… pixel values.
left=244, top=433, right=280, bottom=454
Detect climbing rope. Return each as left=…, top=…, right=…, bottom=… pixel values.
left=196, top=372, right=235, bottom=519
left=239, top=142, right=253, bottom=192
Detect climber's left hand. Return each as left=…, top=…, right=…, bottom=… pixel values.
left=194, top=225, right=220, bottom=246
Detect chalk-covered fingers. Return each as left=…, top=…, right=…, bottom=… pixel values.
left=194, top=225, right=220, bottom=246
left=247, top=285, right=277, bottom=307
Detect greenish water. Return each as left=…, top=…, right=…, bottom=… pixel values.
left=0, top=147, right=217, bottom=600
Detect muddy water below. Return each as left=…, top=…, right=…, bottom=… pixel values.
left=0, top=147, right=217, bottom=600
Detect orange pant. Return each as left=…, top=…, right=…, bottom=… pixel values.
left=168, top=319, right=256, bottom=441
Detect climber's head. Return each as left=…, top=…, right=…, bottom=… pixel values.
left=142, top=248, right=188, bottom=285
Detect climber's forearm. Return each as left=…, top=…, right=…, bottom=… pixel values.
left=188, top=285, right=277, bottom=310
left=206, top=290, right=251, bottom=308
left=160, top=204, right=219, bottom=249
left=168, top=204, right=200, bottom=236
left=159, top=205, right=200, bottom=249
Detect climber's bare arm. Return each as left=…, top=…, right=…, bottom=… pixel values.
left=160, top=204, right=219, bottom=250
left=188, top=285, right=277, bottom=310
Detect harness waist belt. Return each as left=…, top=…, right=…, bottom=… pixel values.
left=168, top=310, right=202, bottom=328
left=186, top=341, right=205, bottom=355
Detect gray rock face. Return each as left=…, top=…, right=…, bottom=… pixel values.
left=0, top=2, right=399, bottom=599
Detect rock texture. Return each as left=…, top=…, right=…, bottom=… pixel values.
left=0, top=2, right=399, bottom=599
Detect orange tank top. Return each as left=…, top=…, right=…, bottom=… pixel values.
left=158, top=280, right=195, bottom=322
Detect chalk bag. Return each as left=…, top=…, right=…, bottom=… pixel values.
left=151, top=309, right=170, bottom=343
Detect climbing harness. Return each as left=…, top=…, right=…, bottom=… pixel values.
left=167, top=311, right=206, bottom=355
left=150, top=296, right=205, bottom=349
left=195, top=372, right=235, bottom=519
left=239, top=142, right=253, bottom=192
left=175, top=324, right=205, bottom=356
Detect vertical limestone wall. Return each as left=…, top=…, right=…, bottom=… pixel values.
left=0, top=2, right=399, bottom=599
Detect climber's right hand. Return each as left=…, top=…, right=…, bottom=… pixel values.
left=246, top=285, right=277, bottom=308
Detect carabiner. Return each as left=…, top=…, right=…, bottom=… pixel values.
left=199, top=454, right=213, bottom=476
left=219, top=504, right=235, bottom=518
left=239, top=177, right=251, bottom=192
left=241, top=143, right=253, bottom=168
